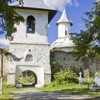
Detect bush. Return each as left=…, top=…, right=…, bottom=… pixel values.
left=53, top=69, right=78, bottom=85
left=95, top=72, right=100, bottom=77
left=85, top=77, right=94, bottom=84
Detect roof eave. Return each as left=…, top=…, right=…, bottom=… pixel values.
left=11, top=6, right=57, bottom=23
left=48, top=10, right=57, bottom=23
left=56, top=21, right=73, bottom=26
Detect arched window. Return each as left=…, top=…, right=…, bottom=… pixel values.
left=25, top=54, right=33, bottom=61
left=26, top=15, right=35, bottom=33
left=65, top=30, right=67, bottom=36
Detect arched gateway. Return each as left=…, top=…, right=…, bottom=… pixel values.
left=17, top=70, right=37, bottom=86
left=7, top=0, right=56, bottom=87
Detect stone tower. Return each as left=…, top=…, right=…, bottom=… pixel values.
left=7, top=0, right=56, bottom=87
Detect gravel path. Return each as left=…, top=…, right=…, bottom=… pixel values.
left=13, top=89, right=100, bottom=100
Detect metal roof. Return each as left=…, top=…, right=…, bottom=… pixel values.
left=57, top=9, right=72, bottom=25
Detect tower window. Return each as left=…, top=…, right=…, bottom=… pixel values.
left=65, top=31, right=67, bottom=36
left=26, top=15, right=35, bottom=33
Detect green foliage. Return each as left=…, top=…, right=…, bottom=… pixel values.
left=71, top=2, right=100, bottom=61
left=18, top=76, right=35, bottom=84
left=85, top=77, right=94, bottom=84
left=95, top=72, right=100, bottom=77
left=0, top=81, right=23, bottom=99
left=71, top=2, right=100, bottom=75
left=0, top=0, right=24, bottom=38
left=53, top=69, right=78, bottom=85
left=40, top=83, right=100, bottom=95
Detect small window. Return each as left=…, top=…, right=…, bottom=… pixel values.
left=25, top=54, right=33, bottom=61
left=65, top=31, right=67, bottom=36
left=26, top=15, right=35, bottom=33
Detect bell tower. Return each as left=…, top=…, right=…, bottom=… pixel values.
left=7, top=0, right=56, bottom=87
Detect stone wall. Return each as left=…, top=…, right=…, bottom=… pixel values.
left=7, top=43, right=51, bottom=86
left=51, top=51, right=87, bottom=75
left=9, top=43, right=50, bottom=66
left=51, top=51, right=100, bottom=76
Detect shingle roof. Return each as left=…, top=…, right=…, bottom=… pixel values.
left=50, top=37, right=75, bottom=50
left=9, top=0, right=57, bottom=23
left=9, top=0, right=55, bottom=10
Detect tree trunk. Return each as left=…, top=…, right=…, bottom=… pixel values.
left=88, top=58, right=97, bottom=76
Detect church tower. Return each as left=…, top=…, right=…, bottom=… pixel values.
left=51, top=9, right=74, bottom=52
left=50, top=9, right=84, bottom=75
left=57, top=9, right=72, bottom=38
left=7, top=0, right=56, bottom=87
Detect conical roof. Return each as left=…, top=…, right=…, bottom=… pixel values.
left=57, top=9, right=72, bottom=25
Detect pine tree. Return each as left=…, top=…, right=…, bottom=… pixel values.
left=71, top=2, right=100, bottom=74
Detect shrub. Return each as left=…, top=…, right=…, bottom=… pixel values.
left=95, top=72, right=100, bottom=77
left=85, top=77, right=94, bottom=84
left=53, top=69, right=78, bottom=85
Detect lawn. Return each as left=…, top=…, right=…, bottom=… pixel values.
left=40, top=83, right=100, bottom=96
left=0, top=82, right=24, bottom=100
left=1, top=82, right=100, bottom=99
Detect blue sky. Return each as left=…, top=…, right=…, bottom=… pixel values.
left=0, top=0, right=95, bottom=44
left=48, top=0, right=95, bottom=44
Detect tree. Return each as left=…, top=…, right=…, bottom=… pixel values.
left=0, top=0, right=24, bottom=81
left=0, top=0, right=24, bottom=39
left=71, top=2, right=100, bottom=75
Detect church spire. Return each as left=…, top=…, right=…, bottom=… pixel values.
left=57, top=9, right=72, bottom=38
left=57, top=9, right=72, bottom=26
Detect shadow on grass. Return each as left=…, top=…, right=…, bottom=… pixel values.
left=56, top=88, right=92, bottom=95
left=42, top=87, right=100, bottom=95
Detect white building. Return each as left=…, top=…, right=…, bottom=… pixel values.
left=51, top=8, right=100, bottom=75
left=7, top=0, right=56, bottom=87
left=51, top=9, right=75, bottom=52
left=51, top=9, right=84, bottom=72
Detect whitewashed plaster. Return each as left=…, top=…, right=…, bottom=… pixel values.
left=7, top=8, right=51, bottom=87
left=12, top=9, right=49, bottom=44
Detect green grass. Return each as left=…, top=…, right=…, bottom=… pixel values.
left=1, top=81, right=100, bottom=99
left=40, top=83, right=100, bottom=96
left=0, top=81, right=24, bottom=99
left=18, top=76, right=35, bottom=84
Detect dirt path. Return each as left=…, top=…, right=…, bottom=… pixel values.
left=13, top=89, right=100, bottom=100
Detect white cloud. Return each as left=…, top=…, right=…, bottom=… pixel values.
left=43, top=0, right=79, bottom=11
left=43, top=0, right=72, bottom=11
left=74, top=0, right=80, bottom=7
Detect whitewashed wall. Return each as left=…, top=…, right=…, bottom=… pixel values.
left=12, top=9, right=49, bottom=44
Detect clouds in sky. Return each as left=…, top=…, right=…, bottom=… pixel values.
left=43, top=0, right=79, bottom=11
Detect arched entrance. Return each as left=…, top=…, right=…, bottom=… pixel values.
left=18, top=70, right=37, bottom=87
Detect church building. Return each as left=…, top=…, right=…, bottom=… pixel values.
left=51, top=9, right=84, bottom=72
left=7, top=0, right=56, bottom=87
left=51, top=8, right=100, bottom=75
